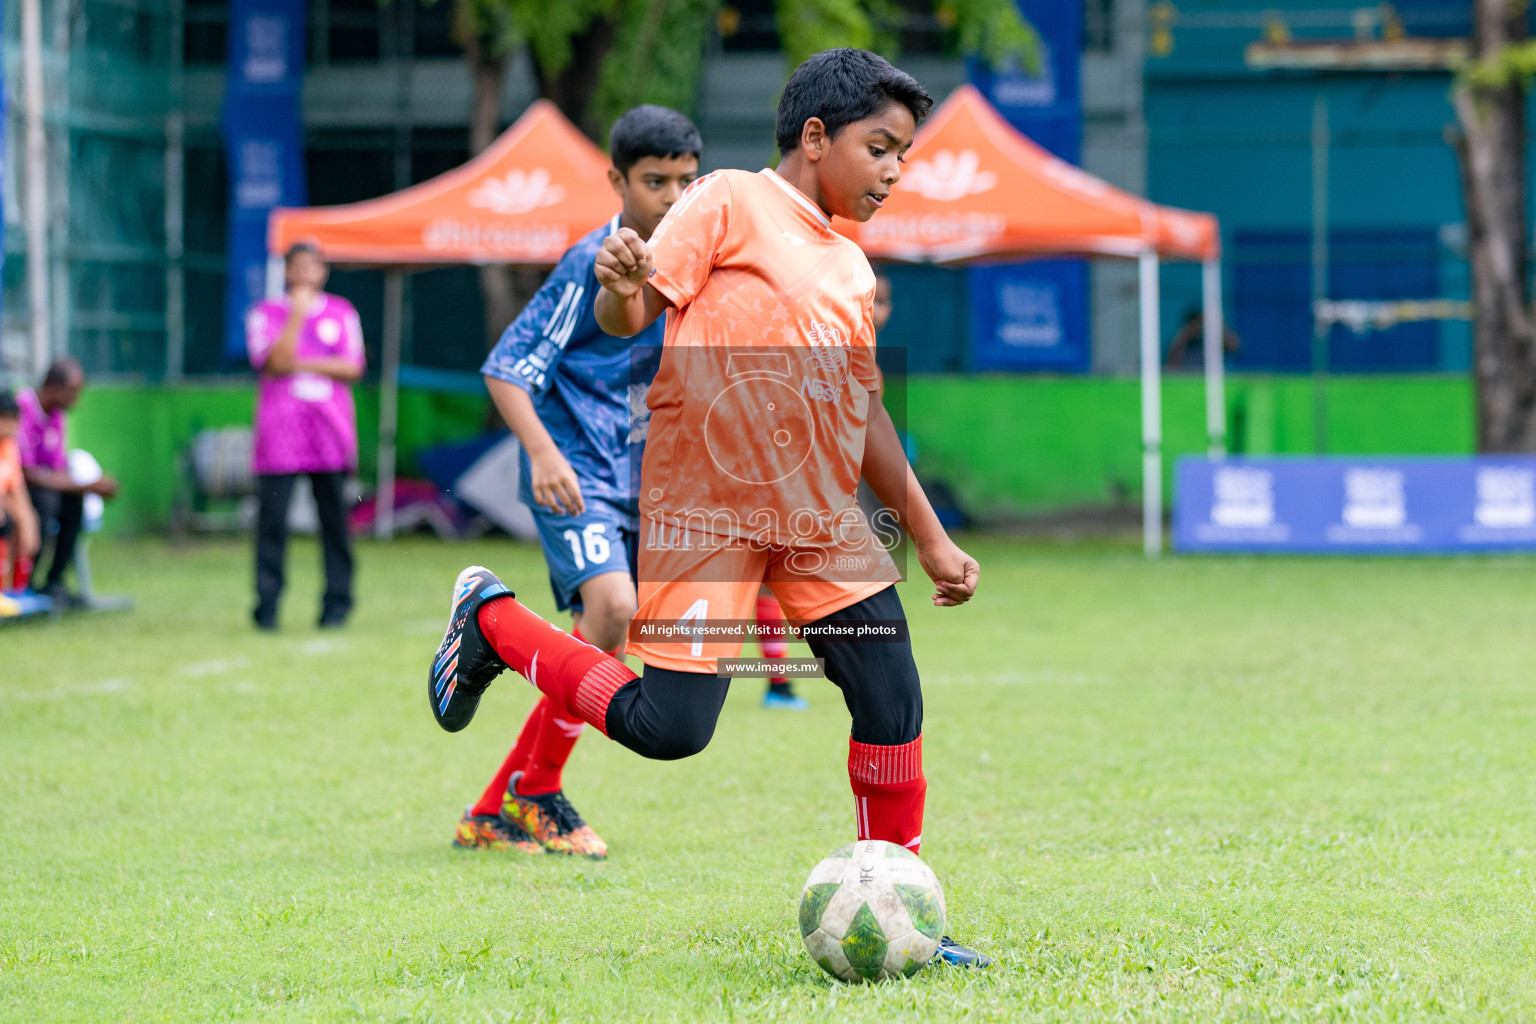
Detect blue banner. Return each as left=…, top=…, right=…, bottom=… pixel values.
left=966, top=0, right=1082, bottom=141
left=968, top=260, right=1087, bottom=370
left=965, top=0, right=1087, bottom=372
left=222, top=0, right=307, bottom=365
left=1175, top=456, right=1536, bottom=553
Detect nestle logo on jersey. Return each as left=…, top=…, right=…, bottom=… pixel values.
left=801, top=322, right=852, bottom=402
left=803, top=378, right=840, bottom=403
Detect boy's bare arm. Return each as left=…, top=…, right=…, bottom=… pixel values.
left=484, top=375, right=585, bottom=516
left=863, top=400, right=978, bottom=607
left=594, top=228, right=672, bottom=337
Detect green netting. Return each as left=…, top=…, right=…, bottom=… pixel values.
left=2, top=0, right=172, bottom=379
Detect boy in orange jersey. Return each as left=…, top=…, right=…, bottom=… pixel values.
left=427, top=50, right=986, bottom=967
left=0, top=390, right=41, bottom=590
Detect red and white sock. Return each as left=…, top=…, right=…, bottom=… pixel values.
left=756, top=592, right=789, bottom=686
left=517, top=626, right=603, bottom=795
left=848, top=736, right=926, bottom=854
left=477, top=597, right=636, bottom=737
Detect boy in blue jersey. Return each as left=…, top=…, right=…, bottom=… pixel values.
left=452, top=106, right=701, bottom=858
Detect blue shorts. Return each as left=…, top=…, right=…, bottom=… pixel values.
left=531, top=496, right=640, bottom=612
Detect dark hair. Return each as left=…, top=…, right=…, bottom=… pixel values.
left=609, top=105, right=702, bottom=176
left=285, top=241, right=322, bottom=265
left=776, top=48, right=932, bottom=156
left=0, top=389, right=17, bottom=417
left=42, top=357, right=83, bottom=390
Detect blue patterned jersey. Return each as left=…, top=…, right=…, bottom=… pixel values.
left=481, top=216, right=663, bottom=510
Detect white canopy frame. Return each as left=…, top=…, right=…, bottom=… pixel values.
left=1137, top=252, right=1227, bottom=555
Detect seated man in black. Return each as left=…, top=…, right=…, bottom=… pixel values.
left=18, top=358, right=119, bottom=604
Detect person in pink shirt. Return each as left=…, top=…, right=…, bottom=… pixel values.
left=246, top=243, right=366, bottom=630
left=19, top=358, right=120, bottom=604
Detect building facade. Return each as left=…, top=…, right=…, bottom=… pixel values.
left=0, top=0, right=1494, bottom=386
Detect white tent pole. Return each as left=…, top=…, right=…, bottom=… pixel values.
left=376, top=270, right=403, bottom=540
left=1139, top=250, right=1162, bottom=557
left=21, top=0, right=51, bottom=377
left=1202, top=257, right=1227, bottom=458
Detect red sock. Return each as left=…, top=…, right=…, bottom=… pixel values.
left=14, top=556, right=32, bottom=592
left=476, top=597, right=636, bottom=736
left=469, top=697, right=552, bottom=817
left=848, top=736, right=926, bottom=854
left=518, top=706, right=588, bottom=795
left=756, top=592, right=789, bottom=686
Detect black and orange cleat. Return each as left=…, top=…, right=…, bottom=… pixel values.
left=501, top=771, right=609, bottom=860
left=429, top=566, right=514, bottom=733
left=452, top=808, right=542, bottom=855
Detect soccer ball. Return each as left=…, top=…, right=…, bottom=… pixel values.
left=798, top=840, right=946, bottom=982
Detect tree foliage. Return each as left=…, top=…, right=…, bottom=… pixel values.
left=458, top=0, right=1038, bottom=142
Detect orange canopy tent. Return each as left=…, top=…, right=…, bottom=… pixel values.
left=265, top=101, right=620, bottom=537
left=835, top=84, right=1218, bottom=263
left=268, top=99, right=616, bottom=265
left=834, top=85, right=1228, bottom=554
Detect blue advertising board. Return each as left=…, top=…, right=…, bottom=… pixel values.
left=968, top=260, right=1088, bottom=370
left=222, top=0, right=307, bottom=366
left=965, top=0, right=1087, bottom=372
left=1176, top=456, right=1536, bottom=553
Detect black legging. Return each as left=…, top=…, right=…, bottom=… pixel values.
left=605, top=585, right=922, bottom=759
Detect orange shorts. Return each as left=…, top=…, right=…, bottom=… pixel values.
left=627, top=524, right=900, bottom=673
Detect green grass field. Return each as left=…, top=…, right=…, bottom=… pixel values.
left=4, top=536, right=1536, bottom=1022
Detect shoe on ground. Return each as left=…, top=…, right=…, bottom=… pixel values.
left=429, top=565, right=513, bottom=733
left=501, top=770, right=608, bottom=859
left=452, top=807, right=542, bottom=854
left=761, top=687, right=809, bottom=711
left=317, top=610, right=349, bottom=629
left=932, top=935, right=992, bottom=969
left=253, top=609, right=277, bottom=632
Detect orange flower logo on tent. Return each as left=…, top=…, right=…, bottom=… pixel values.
left=897, top=150, right=997, bottom=201
left=467, top=168, right=568, bottom=215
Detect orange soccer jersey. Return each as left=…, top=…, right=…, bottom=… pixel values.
left=629, top=168, right=900, bottom=671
